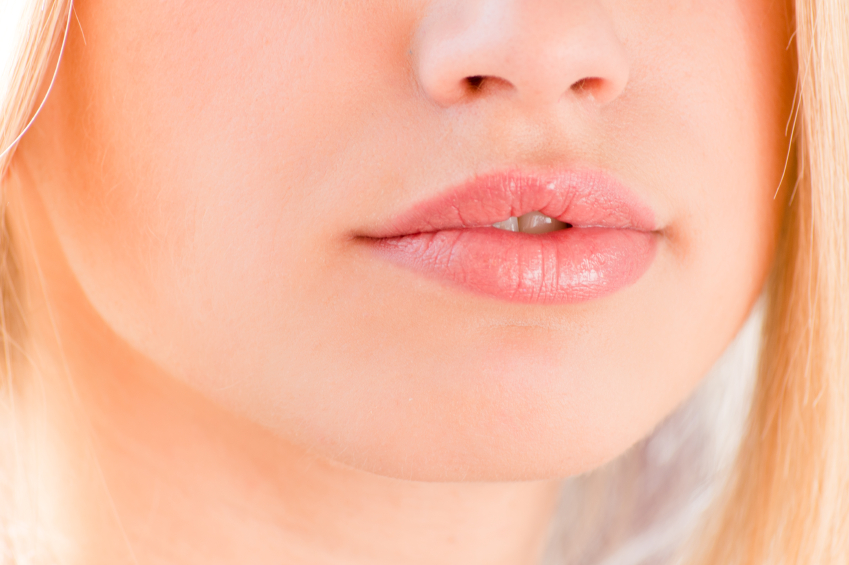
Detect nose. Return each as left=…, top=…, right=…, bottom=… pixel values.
left=413, top=0, right=629, bottom=108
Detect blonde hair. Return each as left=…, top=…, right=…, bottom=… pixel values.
left=692, top=1, right=849, bottom=562
left=0, top=0, right=71, bottom=177
left=0, top=3, right=73, bottom=562
left=1, top=0, right=847, bottom=563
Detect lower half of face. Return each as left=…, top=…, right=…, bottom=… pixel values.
left=24, top=0, right=793, bottom=480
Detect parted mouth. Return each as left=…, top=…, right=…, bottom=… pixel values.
left=363, top=168, right=658, bottom=304
left=364, top=168, right=657, bottom=240
left=491, top=211, right=571, bottom=234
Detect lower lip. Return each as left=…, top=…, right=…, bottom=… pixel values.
left=373, top=227, right=657, bottom=304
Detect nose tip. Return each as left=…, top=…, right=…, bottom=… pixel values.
left=413, top=0, right=629, bottom=109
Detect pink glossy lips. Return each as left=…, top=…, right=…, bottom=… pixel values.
left=368, top=170, right=658, bottom=304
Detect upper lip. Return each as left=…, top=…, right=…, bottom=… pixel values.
left=365, top=169, right=657, bottom=238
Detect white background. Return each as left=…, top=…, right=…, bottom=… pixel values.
left=0, top=0, right=30, bottom=109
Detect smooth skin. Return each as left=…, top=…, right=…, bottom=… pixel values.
left=8, top=0, right=793, bottom=563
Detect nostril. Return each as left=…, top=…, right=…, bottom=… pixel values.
left=463, top=75, right=513, bottom=98
left=571, top=77, right=604, bottom=96
left=466, top=75, right=485, bottom=90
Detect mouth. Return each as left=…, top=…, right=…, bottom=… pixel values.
left=363, top=169, right=659, bottom=304
left=491, top=211, right=571, bottom=234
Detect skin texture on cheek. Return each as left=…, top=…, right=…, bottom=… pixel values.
left=16, top=0, right=794, bottom=483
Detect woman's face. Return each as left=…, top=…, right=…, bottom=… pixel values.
left=30, top=0, right=792, bottom=480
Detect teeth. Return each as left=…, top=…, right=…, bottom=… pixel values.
left=492, top=212, right=570, bottom=234
left=517, top=211, right=570, bottom=234
left=492, top=216, right=519, bottom=232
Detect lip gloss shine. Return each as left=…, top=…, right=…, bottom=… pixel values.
left=368, top=170, right=658, bottom=304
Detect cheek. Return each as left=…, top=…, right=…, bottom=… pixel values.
left=47, top=0, right=418, bottom=370
left=622, top=0, right=790, bottom=287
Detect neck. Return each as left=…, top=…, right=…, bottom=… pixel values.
left=6, top=167, right=561, bottom=565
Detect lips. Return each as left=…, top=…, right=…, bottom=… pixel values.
left=365, top=170, right=658, bottom=304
